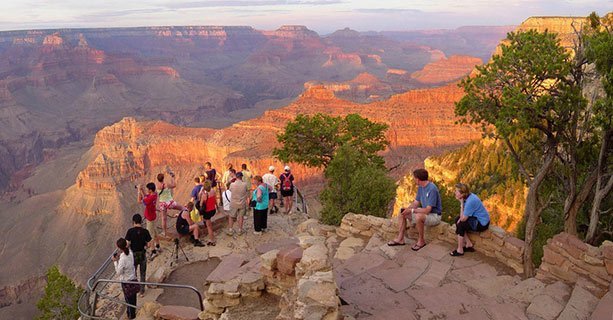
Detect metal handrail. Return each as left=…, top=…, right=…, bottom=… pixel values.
left=295, top=186, right=308, bottom=215
left=79, top=279, right=204, bottom=319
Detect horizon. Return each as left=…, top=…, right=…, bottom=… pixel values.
left=1, top=0, right=610, bottom=34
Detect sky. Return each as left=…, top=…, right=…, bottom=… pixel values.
left=0, top=0, right=611, bottom=34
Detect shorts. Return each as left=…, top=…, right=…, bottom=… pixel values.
left=177, top=225, right=190, bottom=235
left=280, top=189, right=294, bottom=197
left=228, top=206, right=248, bottom=218
left=158, top=200, right=176, bottom=211
left=201, top=209, right=216, bottom=220
left=409, top=212, right=441, bottom=227
left=146, top=219, right=158, bottom=239
left=269, top=192, right=278, bottom=199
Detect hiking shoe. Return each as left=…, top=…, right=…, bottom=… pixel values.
left=253, top=231, right=262, bottom=235
left=148, top=250, right=158, bottom=261
left=262, top=228, right=267, bottom=233
left=193, top=240, right=205, bottom=247
left=236, top=229, right=244, bottom=235
left=225, top=228, right=235, bottom=236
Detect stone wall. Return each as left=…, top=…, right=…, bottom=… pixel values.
left=537, top=232, right=612, bottom=292
left=339, top=213, right=524, bottom=273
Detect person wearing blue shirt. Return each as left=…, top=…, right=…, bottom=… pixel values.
left=450, top=183, right=490, bottom=257
left=388, top=169, right=442, bottom=251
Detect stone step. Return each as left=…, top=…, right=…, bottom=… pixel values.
left=155, top=305, right=200, bottom=320
left=206, top=253, right=247, bottom=283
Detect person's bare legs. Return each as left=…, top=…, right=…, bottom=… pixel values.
left=190, top=224, right=200, bottom=240
left=237, top=215, right=244, bottom=232
left=415, top=213, right=426, bottom=246
left=456, top=235, right=465, bottom=253
left=205, top=220, right=215, bottom=243
left=464, top=234, right=473, bottom=248
left=161, top=208, right=168, bottom=236
left=227, top=216, right=234, bottom=230
left=393, top=209, right=409, bottom=244
left=284, top=196, right=293, bottom=214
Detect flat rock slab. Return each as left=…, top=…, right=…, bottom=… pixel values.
left=499, top=277, right=545, bottom=304
left=407, top=282, right=482, bottom=312
left=255, top=237, right=298, bottom=254
left=414, top=242, right=450, bottom=261
left=465, top=275, right=520, bottom=297
left=156, top=305, right=200, bottom=320
left=359, top=307, right=418, bottom=320
left=340, top=272, right=418, bottom=315
left=557, top=285, right=598, bottom=320
left=413, top=260, right=451, bottom=288
left=526, top=294, right=565, bottom=320
left=368, top=257, right=428, bottom=292
left=340, top=252, right=387, bottom=275
left=206, top=253, right=246, bottom=283
left=449, top=262, right=498, bottom=283
left=590, top=291, right=613, bottom=320
left=481, top=300, right=529, bottom=320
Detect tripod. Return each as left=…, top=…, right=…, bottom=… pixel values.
left=170, top=237, right=189, bottom=266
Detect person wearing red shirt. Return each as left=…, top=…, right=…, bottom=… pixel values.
left=138, top=182, right=161, bottom=259
left=199, top=181, right=217, bottom=246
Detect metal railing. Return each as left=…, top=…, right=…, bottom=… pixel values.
left=295, top=187, right=308, bottom=215
left=78, top=251, right=204, bottom=320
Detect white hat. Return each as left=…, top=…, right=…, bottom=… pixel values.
left=269, top=165, right=275, bottom=171
left=284, top=165, right=291, bottom=171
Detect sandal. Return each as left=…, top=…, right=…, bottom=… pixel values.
left=463, top=246, right=475, bottom=252
left=207, top=241, right=216, bottom=246
left=387, top=241, right=406, bottom=247
left=411, top=243, right=427, bottom=251
left=450, top=250, right=464, bottom=256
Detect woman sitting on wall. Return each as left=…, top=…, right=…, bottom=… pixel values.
left=450, top=183, right=490, bottom=257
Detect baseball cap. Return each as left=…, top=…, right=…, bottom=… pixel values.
left=236, top=172, right=244, bottom=178
left=269, top=165, right=275, bottom=171
left=284, top=165, right=290, bottom=171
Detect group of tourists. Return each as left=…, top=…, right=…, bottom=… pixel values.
left=387, top=169, right=491, bottom=258
left=112, top=162, right=297, bottom=319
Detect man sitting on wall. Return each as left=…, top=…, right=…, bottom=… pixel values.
left=388, top=169, right=442, bottom=251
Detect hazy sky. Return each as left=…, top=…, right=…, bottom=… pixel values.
left=1, top=0, right=610, bottom=33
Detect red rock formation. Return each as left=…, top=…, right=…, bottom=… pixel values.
left=72, top=82, right=480, bottom=215
left=411, top=55, right=483, bottom=84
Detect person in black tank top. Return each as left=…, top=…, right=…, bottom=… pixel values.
left=175, top=202, right=205, bottom=247
left=125, top=214, right=151, bottom=296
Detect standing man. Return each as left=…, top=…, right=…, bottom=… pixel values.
left=279, top=166, right=295, bottom=215
left=387, top=169, right=442, bottom=251
left=228, top=172, right=249, bottom=235
left=125, top=214, right=151, bottom=296
left=262, top=166, right=280, bottom=214
left=240, top=163, right=252, bottom=191
left=137, top=182, right=161, bottom=259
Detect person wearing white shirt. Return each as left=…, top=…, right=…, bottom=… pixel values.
left=113, top=238, right=138, bottom=319
left=262, top=166, right=280, bottom=214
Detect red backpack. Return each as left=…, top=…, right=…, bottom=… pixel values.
left=281, top=173, right=293, bottom=191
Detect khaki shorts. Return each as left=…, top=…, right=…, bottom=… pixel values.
left=228, top=206, right=248, bottom=218
left=146, top=219, right=158, bottom=239
left=410, top=212, right=441, bottom=227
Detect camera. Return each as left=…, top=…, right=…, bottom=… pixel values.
left=113, top=252, right=118, bottom=258
left=134, top=185, right=138, bottom=189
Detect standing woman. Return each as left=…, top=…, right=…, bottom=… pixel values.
left=251, top=175, right=269, bottom=235
left=156, top=168, right=185, bottom=236
left=199, top=181, right=217, bottom=246
left=113, top=238, right=139, bottom=319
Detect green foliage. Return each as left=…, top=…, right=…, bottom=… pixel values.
left=36, top=265, right=83, bottom=320
left=320, top=145, right=396, bottom=225
left=273, top=113, right=388, bottom=168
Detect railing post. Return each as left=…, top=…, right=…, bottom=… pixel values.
left=91, top=292, right=98, bottom=317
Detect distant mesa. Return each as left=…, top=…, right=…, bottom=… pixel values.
left=411, top=55, right=483, bottom=85
left=329, top=27, right=361, bottom=38
left=271, top=25, right=319, bottom=39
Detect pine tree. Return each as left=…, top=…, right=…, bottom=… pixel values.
left=36, top=265, right=83, bottom=320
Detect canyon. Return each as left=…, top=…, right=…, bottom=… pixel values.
left=0, top=16, right=587, bottom=318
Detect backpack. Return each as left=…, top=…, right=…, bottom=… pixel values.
left=281, top=173, right=293, bottom=191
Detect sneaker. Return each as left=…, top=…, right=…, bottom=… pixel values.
left=262, top=228, right=267, bottom=233
left=236, top=229, right=244, bottom=235
left=193, top=240, right=205, bottom=247
left=253, top=231, right=262, bottom=235
left=225, top=228, right=235, bottom=236
left=149, top=250, right=158, bottom=261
